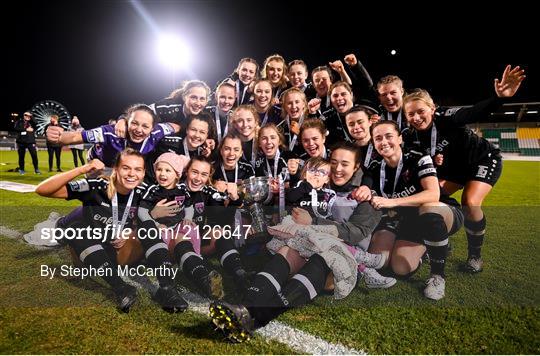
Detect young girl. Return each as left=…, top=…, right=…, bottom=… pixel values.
left=139, top=152, right=194, bottom=250
left=285, top=157, right=336, bottom=219
left=139, top=152, right=224, bottom=298
left=35, top=149, right=188, bottom=313
left=275, top=156, right=388, bottom=278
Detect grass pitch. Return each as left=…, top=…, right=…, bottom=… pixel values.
left=1, top=150, right=539, bottom=354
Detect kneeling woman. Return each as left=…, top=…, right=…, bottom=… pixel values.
left=35, top=148, right=188, bottom=313
left=401, top=65, right=525, bottom=272
left=355, top=121, right=463, bottom=300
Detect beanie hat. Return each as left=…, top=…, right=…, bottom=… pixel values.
left=153, top=152, right=190, bottom=178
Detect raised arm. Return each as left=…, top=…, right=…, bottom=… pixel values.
left=46, top=126, right=83, bottom=146
left=35, top=159, right=105, bottom=198
left=344, top=53, right=374, bottom=90
left=329, top=60, right=352, bottom=86
left=494, top=65, right=526, bottom=98
left=450, top=65, right=526, bottom=126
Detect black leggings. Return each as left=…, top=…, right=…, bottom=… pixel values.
left=47, top=146, right=62, bottom=170
left=17, top=142, right=39, bottom=171
left=71, top=148, right=85, bottom=167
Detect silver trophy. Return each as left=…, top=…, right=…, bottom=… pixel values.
left=239, top=176, right=274, bottom=243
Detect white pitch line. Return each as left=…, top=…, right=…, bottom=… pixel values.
left=257, top=320, right=365, bottom=355
left=1, top=225, right=366, bottom=355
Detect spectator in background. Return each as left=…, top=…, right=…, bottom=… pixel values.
left=14, top=111, right=40, bottom=175
left=69, top=116, right=85, bottom=167
left=44, top=115, right=63, bottom=172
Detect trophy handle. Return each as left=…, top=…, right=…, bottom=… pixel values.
left=262, top=190, right=273, bottom=205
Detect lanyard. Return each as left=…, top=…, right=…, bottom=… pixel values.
left=275, top=86, right=283, bottom=100
left=183, top=140, right=190, bottom=159
left=279, top=171, right=286, bottom=220
left=220, top=163, right=238, bottom=183
left=380, top=153, right=403, bottom=199
left=183, top=141, right=201, bottom=159
left=266, top=149, right=281, bottom=178
left=364, top=143, right=373, bottom=167
left=243, top=139, right=257, bottom=167
left=338, top=115, right=352, bottom=142
left=261, top=111, right=269, bottom=126
left=236, top=81, right=248, bottom=106
left=287, top=115, right=305, bottom=151
left=215, top=108, right=228, bottom=143
left=430, top=124, right=438, bottom=156
left=111, top=191, right=134, bottom=236
left=385, top=111, right=402, bottom=131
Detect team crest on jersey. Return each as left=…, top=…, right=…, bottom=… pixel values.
left=129, top=207, right=137, bottom=219
left=175, top=196, right=185, bottom=205
left=195, top=202, right=205, bottom=214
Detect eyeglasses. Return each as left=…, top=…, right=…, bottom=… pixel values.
left=24, top=114, right=32, bottom=118
left=307, top=168, right=329, bottom=176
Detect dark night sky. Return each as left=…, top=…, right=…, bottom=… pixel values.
left=4, top=0, right=538, bottom=130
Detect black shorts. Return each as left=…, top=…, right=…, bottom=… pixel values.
left=374, top=205, right=464, bottom=244
left=374, top=208, right=420, bottom=243
left=439, top=152, right=503, bottom=187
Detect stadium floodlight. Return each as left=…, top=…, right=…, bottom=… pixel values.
left=157, top=34, right=191, bottom=71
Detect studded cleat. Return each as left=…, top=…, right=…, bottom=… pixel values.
left=154, top=285, right=188, bottom=313
left=465, top=256, right=484, bottom=273
left=115, top=284, right=137, bottom=313
left=209, top=300, right=254, bottom=343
